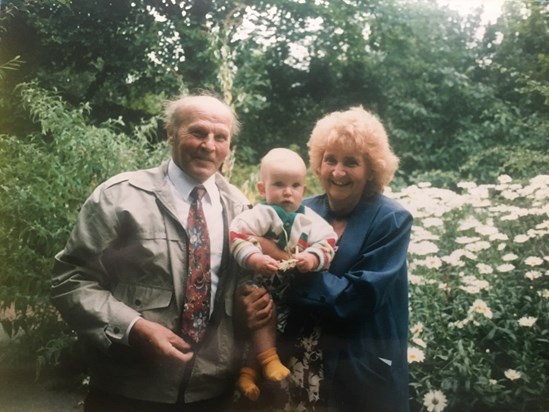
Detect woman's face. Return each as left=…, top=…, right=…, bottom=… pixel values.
left=317, top=145, right=369, bottom=213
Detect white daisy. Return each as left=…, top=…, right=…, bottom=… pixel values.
left=518, top=316, right=537, bottom=327
left=513, top=234, right=530, bottom=243
left=504, top=369, right=521, bottom=381
left=496, top=264, right=515, bottom=273
left=524, top=256, right=543, bottom=267
left=469, top=299, right=493, bottom=319
left=525, top=271, right=542, bottom=281
left=502, top=253, right=518, bottom=262
left=476, top=263, right=493, bottom=274
left=423, top=389, right=448, bottom=412
left=498, top=175, right=513, bottom=184
left=407, top=347, right=425, bottom=363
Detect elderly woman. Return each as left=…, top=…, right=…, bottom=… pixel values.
left=237, top=106, right=413, bottom=412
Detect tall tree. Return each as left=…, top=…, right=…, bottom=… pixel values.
left=0, top=0, right=246, bottom=138
left=460, top=0, right=549, bottom=182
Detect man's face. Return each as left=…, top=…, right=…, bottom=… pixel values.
left=169, top=98, right=232, bottom=183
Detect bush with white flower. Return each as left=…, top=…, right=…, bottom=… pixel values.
left=392, top=175, right=549, bottom=411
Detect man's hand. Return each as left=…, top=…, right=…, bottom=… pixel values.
left=129, top=318, right=194, bottom=366
left=235, top=283, right=273, bottom=330
left=295, top=252, right=319, bottom=273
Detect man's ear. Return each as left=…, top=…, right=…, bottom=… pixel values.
left=166, top=127, right=176, bottom=145
left=256, top=181, right=266, bottom=197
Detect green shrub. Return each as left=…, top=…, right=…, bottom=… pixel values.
left=461, top=145, right=549, bottom=184
left=0, top=82, right=166, bottom=366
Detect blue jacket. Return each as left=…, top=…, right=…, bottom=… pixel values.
left=290, top=193, right=413, bottom=412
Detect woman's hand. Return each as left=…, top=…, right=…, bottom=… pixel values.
left=235, top=283, right=274, bottom=330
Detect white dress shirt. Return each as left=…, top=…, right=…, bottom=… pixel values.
left=167, top=160, right=224, bottom=314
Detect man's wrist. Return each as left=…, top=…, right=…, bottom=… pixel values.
left=122, top=316, right=142, bottom=346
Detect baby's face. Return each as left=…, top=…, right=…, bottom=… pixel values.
left=259, top=165, right=306, bottom=213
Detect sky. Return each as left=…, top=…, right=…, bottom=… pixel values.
left=437, top=0, right=506, bottom=24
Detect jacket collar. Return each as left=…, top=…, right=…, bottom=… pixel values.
left=125, top=159, right=249, bottom=218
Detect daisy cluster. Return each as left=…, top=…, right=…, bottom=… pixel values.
left=390, top=175, right=549, bottom=411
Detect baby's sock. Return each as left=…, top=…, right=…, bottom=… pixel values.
left=237, top=367, right=260, bottom=401
left=257, top=347, right=290, bottom=381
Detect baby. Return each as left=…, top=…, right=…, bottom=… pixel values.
left=230, top=148, right=337, bottom=400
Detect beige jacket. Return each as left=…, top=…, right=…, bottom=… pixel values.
left=51, top=161, right=250, bottom=403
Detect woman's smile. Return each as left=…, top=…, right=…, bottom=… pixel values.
left=318, top=147, right=368, bottom=214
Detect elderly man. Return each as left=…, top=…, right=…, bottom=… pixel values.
left=51, top=94, right=251, bottom=411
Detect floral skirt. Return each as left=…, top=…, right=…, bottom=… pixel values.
left=234, top=312, right=327, bottom=411
left=277, top=323, right=327, bottom=411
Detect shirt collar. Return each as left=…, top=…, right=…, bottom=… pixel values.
left=167, top=159, right=218, bottom=203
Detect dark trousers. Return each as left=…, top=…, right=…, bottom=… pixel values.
left=84, top=388, right=233, bottom=412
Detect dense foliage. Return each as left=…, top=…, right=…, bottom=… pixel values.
left=0, top=0, right=547, bottom=410
left=1, top=0, right=548, bottom=181
left=0, top=83, right=166, bottom=368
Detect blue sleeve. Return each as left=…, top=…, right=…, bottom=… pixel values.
left=290, top=207, right=412, bottom=321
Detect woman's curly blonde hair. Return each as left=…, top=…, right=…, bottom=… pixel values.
left=308, top=106, right=399, bottom=196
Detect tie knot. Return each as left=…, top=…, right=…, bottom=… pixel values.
left=191, top=185, right=206, bottom=201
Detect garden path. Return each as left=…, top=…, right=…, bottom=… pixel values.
left=0, top=325, right=85, bottom=412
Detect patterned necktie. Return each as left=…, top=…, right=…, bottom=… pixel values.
left=181, top=185, right=211, bottom=344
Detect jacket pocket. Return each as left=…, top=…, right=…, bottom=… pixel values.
left=112, top=282, right=173, bottom=312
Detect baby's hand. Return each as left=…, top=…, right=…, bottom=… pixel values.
left=294, top=252, right=319, bottom=273
left=246, top=253, right=279, bottom=276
